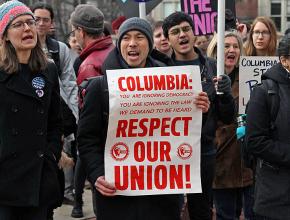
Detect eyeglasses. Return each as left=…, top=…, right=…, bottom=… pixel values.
left=35, top=17, right=51, bottom=24
left=65, top=27, right=80, bottom=39
left=252, top=30, right=270, bottom=37
left=169, top=26, right=192, bottom=36
left=66, top=29, right=76, bottom=38
left=9, top=19, right=36, bottom=30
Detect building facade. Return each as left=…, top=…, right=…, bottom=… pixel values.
left=258, top=0, right=290, bottom=33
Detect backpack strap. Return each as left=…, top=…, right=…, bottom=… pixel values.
left=46, top=37, right=61, bottom=76
left=262, top=79, right=280, bottom=130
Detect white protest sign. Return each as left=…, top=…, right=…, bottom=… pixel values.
left=239, top=56, right=279, bottom=114
left=105, top=66, right=202, bottom=196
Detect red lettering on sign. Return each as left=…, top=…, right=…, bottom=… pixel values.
left=134, top=141, right=171, bottom=162
left=147, top=165, right=153, bottom=190
left=116, top=117, right=192, bottom=137
left=115, top=166, right=128, bottom=190
left=114, top=164, right=191, bottom=191
left=118, top=74, right=190, bottom=91
left=131, top=165, right=144, bottom=190
left=154, top=165, right=167, bottom=189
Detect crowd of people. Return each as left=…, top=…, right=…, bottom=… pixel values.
left=0, top=0, right=289, bottom=220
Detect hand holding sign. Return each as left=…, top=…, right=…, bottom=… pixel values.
left=95, top=176, right=116, bottom=197
left=194, top=92, right=210, bottom=113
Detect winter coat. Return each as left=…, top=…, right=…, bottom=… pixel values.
left=213, top=67, right=253, bottom=188
left=77, top=48, right=181, bottom=220
left=246, top=62, right=290, bottom=219
left=0, top=62, right=62, bottom=207
left=77, top=36, right=114, bottom=85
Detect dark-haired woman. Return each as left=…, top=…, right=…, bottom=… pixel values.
left=0, top=1, right=62, bottom=219
left=246, top=34, right=290, bottom=220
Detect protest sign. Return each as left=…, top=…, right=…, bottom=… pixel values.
left=105, top=66, right=202, bottom=195
left=239, top=56, right=279, bottom=114
left=180, top=0, right=235, bottom=35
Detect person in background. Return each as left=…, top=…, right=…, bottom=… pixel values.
left=31, top=2, right=78, bottom=121
left=208, top=32, right=255, bottom=220
left=70, top=4, right=114, bottom=87
left=236, top=19, right=251, bottom=43
left=69, top=4, right=114, bottom=218
left=162, top=11, right=236, bottom=220
left=152, top=20, right=172, bottom=57
left=111, top=15, right=126, bottom=35
left=104, top=21, right=113, bottom=37
left=77, top=17, right=210, bottom=220
left=244, top=16, right=277, bottom=56
left=68, top=35, right=82, bottom=56
left=245, top=34, right=290, bottom=220
left=111, top=16, right=126, bottom=44
left=0, top=1, right=62, bottom=219
left=194, top=35, right=209, bottom=56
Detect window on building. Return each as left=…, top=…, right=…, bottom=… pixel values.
left=271, top=2, right=281, bottom=30
left=271, top=2, right=281, bottom=15
left=270, top=0, right=290, bottom=31
left=163, top=1, right=180, bottom=18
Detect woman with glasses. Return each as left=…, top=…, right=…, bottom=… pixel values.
left=0, top=1, right=62, bottom=219
left=244, top=17, right=277, bottom=56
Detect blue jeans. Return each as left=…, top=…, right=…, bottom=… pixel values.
left=214, top=185, right=255, bottom=220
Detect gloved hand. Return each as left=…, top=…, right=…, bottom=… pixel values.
left=217, top=74, right=232, bottom=94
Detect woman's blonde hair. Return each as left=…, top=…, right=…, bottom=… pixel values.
left=244, top=16, right=277, bottom=56
left=207, top=33, right=217, bottom=59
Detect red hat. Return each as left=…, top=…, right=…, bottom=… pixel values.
left=112, top=16, right=126, bottom=32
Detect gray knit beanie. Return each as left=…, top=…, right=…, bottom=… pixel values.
left=70, top=4, right=104, bottom=34
left=117, top=17, right=153, bottom=53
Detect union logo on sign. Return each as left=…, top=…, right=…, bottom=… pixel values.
left=111, top=142, right=129, bottom=161
left=177, top=143, right=192, bottom=160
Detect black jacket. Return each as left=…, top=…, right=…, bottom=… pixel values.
left=172, top=47, right=235, bottom=154
left=0, top=63, right=62, bottom=207
left=246, top=62, right=290, bottom=219
left=78, top=48, right=181, bottom=220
